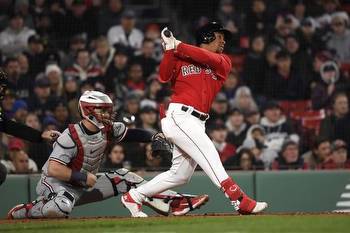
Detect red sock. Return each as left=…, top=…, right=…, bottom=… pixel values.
left=220, top=178, right=242, bottom=201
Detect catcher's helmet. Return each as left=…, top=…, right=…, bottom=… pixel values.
left=195, top=22, right=231, bottom=45
left=78, top=90, right=114, bottom=129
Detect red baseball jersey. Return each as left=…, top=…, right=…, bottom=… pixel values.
left=159, top=43, right=232, bottom=113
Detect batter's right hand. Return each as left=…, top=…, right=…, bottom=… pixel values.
left=161, top=27, right=181, bottom=50
left=86, top=172, right=97, bottom=188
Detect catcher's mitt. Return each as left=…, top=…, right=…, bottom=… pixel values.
left=151, top=133, right=173, bottom=158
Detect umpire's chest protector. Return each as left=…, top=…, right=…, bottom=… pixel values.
left=68, top=124, right=107, bottom=175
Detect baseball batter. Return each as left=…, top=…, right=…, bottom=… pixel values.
left=122, top=22, right=268, bottom=217
left=7, top=91, right=208, bottom=219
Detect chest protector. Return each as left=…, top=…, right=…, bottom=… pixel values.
left=68, top=124, right=110, bottom=175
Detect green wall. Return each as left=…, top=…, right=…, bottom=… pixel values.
left=0, top=171, right=349, bottom=218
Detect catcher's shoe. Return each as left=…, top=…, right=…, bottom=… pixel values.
left=170, top=194, right=209, bottom=216
left=7, top=203, right=33, bottom=219
left=121, top=192, right=148, bottom=217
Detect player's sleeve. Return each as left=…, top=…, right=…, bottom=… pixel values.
left=159, top=50, right=177, bottom=83
left=176, top=43, right=232, bottom=80
left=49, top=129, right=77, bottom=165
left=2, top=118, right=43, bottom=143
left=112, top=122, right=128, bottom=142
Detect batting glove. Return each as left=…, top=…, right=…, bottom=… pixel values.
left=161, top=27, right=181, bottom=50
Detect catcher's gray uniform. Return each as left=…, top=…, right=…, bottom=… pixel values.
left=26, top=122, right=182, bottom=218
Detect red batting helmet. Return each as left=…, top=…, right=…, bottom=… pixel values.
left=195, top=21, right=231, bottom=45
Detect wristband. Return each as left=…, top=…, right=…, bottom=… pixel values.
left=70, top=171, right=87, bottom=183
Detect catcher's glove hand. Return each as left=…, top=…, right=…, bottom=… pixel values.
left=151, top=132, right=173, bottom=158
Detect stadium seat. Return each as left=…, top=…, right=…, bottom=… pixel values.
left=278, top=100, right=312, bottom=116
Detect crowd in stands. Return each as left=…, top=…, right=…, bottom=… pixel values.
left=0, top=0, right=350, bottom=174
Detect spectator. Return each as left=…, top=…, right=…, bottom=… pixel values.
left=3, top=58, right=22, bottom=94
left=209, top=122, right=236, bottom=164
left=144, top=74, right=162, bottom=102
left=98, top=0, right=124, bottom=35
left=125, top=62, right=145, bottom=92
left=242, top=124, right=278, bottom=169
left=293, top=0, right=307, bottom=22
left=324, top=140, right=350, bottom=169
left=104, top=46, right=130, bottom=96
left=118, top=91, right=141, bottom=121
left=271, top=14, right=299, bottom=47
left=45, top=64, right=63, bottom=97
left=311, top=60, right=347, bottom=109
left=101, top=143, right=126, bottom=170
left=0, top=13, right=35, bottom=57
left=319, top=92, right=350, bottom=146
left=42, top=115, right=59, bottom=132
left=27, top=76, right=57, bottom=120
left=246, top=0, right=270, bottom=37
left=107, top=9, right=144, bottom=50
left=245, top=109, right=261, bottom=126
left=264, top=50, right=306, bottom=100
left=260, top=100, right=299, bottom=152
left=144, top=23, right=162, bottom=62
left=285, top=34, right=313, bottom=95
left=132, top=39, right=158, bottom=78
left=24, top=34, right=47, bottom=77
left=242, top=34, right=266, bottom=98
left=144, top=143, right=170, bottom=171
left=24, top=112, right=53, bottom=168
left=1, top=89, right=16, bottom=119
left=222, top=69, right=239, bottom=101
left=302, top=137, right=332, bottom=169
left=16, top=53, right=33, bottom=99
left=208, top=92, right=229, bottom=126
left=138, top=104, right=159, bottom=134
left=297, top=17, right=325, bottom=54
left=230, top=86, right=259, bottom=116
left=265, top=44, right=281, bottom=69
left=52, top=101, right=70, bottom=132
left=226, top=108, right=249, bottom=147
left=91, top=36, right=115, bottom=75
left=61, top=34, right=87, bottom=69
left=12, top=99, right=28, bottom=124
left=327, top=12, right=350, bottom=62
left=271, top=140, right=305, bottom=170
left=63, top=75, right=79, bottom=102
left=64, top=49, right=103, bottom=82
left=225, top=148, right=264, bottom=170
left=4, top=137, right=38, bottom=174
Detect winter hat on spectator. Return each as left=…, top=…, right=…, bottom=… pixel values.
left=35, top=77, right=50, bottom=88
left=45, top=64, right=62, bottom=76
left=8, top=138, right=25, bottom=151
left=122, top=10, right=136, bottom=19
left=12, top=100, right=28, bottom=113
left=140, top=99, right=158, bottom=113
left=331, top=12, right=349, bottom=26
left=280, top=140, right=298, bottom=154
left=43, top=115, right=58, bottom=128
left=331, top=140, right=347, bottom=151
left=215, top=92, right=228, bottom=103
left=263, top=100, right=282, bottom=113
left=301, top=17, right=318, bottom=31
left=28, top=34, right=43, bottom=44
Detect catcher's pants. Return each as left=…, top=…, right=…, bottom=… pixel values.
left=136, top=103, right=229, bottom=198
left=27, top=169, right=179, bottom=218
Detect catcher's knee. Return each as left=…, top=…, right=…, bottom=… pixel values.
left=42, top=190, right=75, bottom=218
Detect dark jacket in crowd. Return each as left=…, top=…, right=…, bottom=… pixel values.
left=242, top=52, right=266, bottom=96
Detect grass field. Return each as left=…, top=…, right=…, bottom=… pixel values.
left=0, top=214, right=349, bottom=233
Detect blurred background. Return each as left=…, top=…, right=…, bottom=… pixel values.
left=0, top=0, right=350, bottom=175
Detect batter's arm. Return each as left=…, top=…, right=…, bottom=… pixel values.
left=159, top=50, right=177, bottom=83
left=176, top=43, right=232, bottom=78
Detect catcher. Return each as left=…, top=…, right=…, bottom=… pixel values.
left=8, top=90, right=208, bottom=219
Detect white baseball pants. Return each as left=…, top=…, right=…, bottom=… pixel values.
left=136, top=103, right=229, bottom=198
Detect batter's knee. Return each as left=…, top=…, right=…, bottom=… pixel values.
left=42, top=190, right=75, bottom=218
left=168, top=170, right=192, bottom=185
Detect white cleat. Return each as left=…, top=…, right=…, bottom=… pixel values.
left=251, top=201, right=268, bottom=214
left=121, top=192, right=148, bottom=218
left=7, top=203, right=32, bottom=219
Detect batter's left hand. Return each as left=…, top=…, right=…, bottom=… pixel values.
left=42, top=130, right=61, bottom=143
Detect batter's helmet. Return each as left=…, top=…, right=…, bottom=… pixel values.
left=195, top=22, right=231, bottom=45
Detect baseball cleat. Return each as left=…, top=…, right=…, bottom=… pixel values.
left=7, top=203, right=33, bottom=219
left=170, top=194, right=209, bottom=216
left=121, top=192, right=148, bottom=217
left=251, top=201, right=268, bottom=214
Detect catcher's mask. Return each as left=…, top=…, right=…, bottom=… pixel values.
left=78, top=90, right=114, bottom=129
left=0, top=69, right=8, bottom=100
left=195, top=21, right=231, bottom=45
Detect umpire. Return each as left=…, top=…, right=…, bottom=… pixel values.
left=0, top=69, right=60, bottom=185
